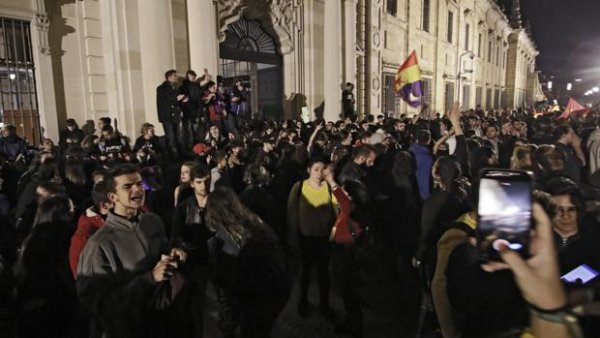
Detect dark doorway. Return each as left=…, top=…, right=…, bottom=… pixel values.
left=219, top=18, right=283, bottom=119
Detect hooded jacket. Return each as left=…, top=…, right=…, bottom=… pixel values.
left=0, top=135, right=27, bottom=161
left=409, top=143, right=433, bottom=200
left=76, top=211, right=168, bottom=338
left=69, top=207, right=106, bottom=277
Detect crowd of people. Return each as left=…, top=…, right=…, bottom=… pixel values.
left=0, top=68, right=598, bottom=338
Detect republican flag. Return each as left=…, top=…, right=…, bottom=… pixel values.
left=556, top=97, right=590, bottom=120
left=395, top=51, right=424, bottom=107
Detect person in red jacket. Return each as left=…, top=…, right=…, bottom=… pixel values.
left=324, top=165, right=367, bottom=338
left=69, top=180, right=113, bottom=277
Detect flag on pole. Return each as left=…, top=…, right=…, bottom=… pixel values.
left=395, top=51, right=424, bottom=107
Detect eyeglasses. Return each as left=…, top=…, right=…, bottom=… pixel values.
left=557, top=206, right=577, bottom=215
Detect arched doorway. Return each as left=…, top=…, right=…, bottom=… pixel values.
left=219, top=18, right=283, bottom=119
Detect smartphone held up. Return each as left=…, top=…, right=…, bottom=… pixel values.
left=477, top=169, right=533, bottom=261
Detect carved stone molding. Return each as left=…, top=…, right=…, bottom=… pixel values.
left=217, top=0, right=301, bottom=55
left=34, top=11, right=51, bottom=55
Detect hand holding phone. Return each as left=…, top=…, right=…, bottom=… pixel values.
left=477, top=169, right=533, bottom=261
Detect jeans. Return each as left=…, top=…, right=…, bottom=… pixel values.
left=181, top=118, right=196, bottom=149
left=162, top=121, right=183, bottom=153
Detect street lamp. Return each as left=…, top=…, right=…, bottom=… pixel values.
left=547, top=81, right=553, bottom=90
left=456, top=51, right=475, bottom=106
left=8, top=73, right=16, bottom=80
left=594, top=87, right=599, bottom=93
left=567, top=83, right=572, bottom=91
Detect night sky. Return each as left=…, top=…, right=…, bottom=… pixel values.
left=498, top=0, right=600, bottom=89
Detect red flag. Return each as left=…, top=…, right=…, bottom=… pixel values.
left=556, top=98, right=589, bottom=120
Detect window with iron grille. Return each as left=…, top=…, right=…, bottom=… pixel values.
left=383, top=73, right=399, bottom=116
left=0, top=17, right=40, bottom=145
left=422, top=78, right=433, bottom=106
left=486, top=88, right=492, bottom=110
left=444, top=82, right=455, bottom=112
left=462, top=85, right=470, bottom=110
left=494, top=89, right=500, bottom=109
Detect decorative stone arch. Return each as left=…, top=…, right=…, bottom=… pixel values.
left=217, top=0, right=299, bottom=55
left=217, top=0, right=305, bottom=118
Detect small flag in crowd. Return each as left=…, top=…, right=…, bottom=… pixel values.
left=395, top=51, right=424, bottom=107
left=556, top=97, right=590, bottom=120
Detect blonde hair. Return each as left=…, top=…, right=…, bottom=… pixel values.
left=510, top=144, right=537, bottom=170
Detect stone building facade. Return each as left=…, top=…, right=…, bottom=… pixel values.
left=0, top=0, right=539, bottom=143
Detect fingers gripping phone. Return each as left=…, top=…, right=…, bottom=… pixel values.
left=477, top=170, right=533, bottom=261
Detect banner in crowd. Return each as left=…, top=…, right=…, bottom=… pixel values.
left=557, top=97, right=590, bottom=120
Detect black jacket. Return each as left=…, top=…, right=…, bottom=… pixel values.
left=171, top=196, right=213, bottom=273
left=15, top=221, right=77, bottom=338
left=179, top=79, right=202, bottom=119
left=156, top=81, right=182, bottom=123
left=59, top=128, right=86, bottom=152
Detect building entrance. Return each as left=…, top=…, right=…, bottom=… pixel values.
left=219, top=18, right=283, bottom=119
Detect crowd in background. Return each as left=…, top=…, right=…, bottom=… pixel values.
left=0, top=69, right=598, bottom=338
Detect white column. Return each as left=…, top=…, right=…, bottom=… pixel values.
left=187, top=0, right=219, bottom=77
left=323, top=0, right=343, bottom=121
left=367, top=0, right=382, bottom=116
left=138, top=0, right=175, bottom=130
left=344, top=0, right=357, bottom=86
left=31, top=6, right=59, bottom=142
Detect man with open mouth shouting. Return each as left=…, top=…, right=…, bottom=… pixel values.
left=76, top=163, right=187, bottom=338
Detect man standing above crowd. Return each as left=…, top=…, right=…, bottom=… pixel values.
left=76, top=164, right=186, bottom=338
left=342, top=82, right=356, bottom=119
left=157, top=69, right=188, bottom=158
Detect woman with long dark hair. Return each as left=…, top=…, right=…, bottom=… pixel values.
left=206, top=187, right=290, bottom=338
left=14, top=194, right=77, bottom=338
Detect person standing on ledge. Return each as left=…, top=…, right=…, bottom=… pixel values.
left=157, top=69, right=188, bottom=158
left=342, top=82, right=356, bottom=119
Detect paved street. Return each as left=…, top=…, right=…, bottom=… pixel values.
left=203, top=253, right=423, bottom=337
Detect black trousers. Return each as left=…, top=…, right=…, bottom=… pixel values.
left=332, top=244, right=363, bottom=338
left=298, top=234, right=331, bottom=306
left=176, top=265, right=209, bottom=338
left=181, top=118, right=196, bottom=149
left=162, top=121, right=183, bottom=153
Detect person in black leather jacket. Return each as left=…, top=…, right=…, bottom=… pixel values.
left=171, top=164, right=214, bottom=338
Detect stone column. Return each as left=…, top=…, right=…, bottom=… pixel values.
left=187, top=0, right=219, bottom=77
left=138, top=0, right=176, bottom=130
left=366, top=0, right=382, bottom=116
left=344, top=0, right=357, bottom=86
left=31, top=2, right=59, bottom=142
left=323, top=0, right=343, bottom=121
